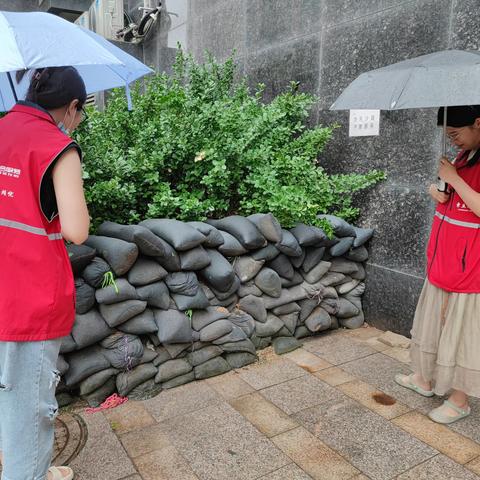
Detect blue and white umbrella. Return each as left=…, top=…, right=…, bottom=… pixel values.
left=0, top=10, right=153, bottom=111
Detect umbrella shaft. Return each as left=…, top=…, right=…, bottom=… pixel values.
left=7, top=72, right=18, bottom=103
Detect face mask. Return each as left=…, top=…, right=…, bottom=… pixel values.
left=57, top=108, right=74, bottom=135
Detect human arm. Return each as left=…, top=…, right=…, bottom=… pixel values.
left=52, top=148, right=90, bottom=244
left=438, top=157, right=480, bottom=217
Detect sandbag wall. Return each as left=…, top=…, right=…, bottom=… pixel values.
left=57, top=214, right=373, bottom=407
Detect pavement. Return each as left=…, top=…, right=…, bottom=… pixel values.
left=55, top=325, right=480, bottom=480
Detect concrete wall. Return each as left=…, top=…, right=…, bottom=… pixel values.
left=182, top=0, right=480, bottom=336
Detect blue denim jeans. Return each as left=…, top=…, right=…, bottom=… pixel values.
left=0, top=339, right=62, bottom=480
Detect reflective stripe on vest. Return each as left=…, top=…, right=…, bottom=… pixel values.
left=0, top=218, right=62, bottom=240
left=435, top=211, right=480, bottom=229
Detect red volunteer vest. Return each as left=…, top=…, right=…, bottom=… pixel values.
left=0, top=103, right=79, bottom=341
left=427, top=150, right=480, bottom=293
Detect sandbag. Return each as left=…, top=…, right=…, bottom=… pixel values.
left=179, top=246, right=211, bottom=270
left=336, top=298, right=360, bottom=318
left=319, top=298, right=338, bottom=315
left=238, top=281, right=263, bottom=297
left=116, top=363, right=158, bottom=397
left=84, top=235, right=138, bottom=276
left=272, top=302, right=301, bottom=316
left=276, top=229, right=302, bottom=257
left=233, top=256, right=265, bottom=283
left=302, top=247, right=326, bottom=273
left=199, top=320, right=233, bottom=342
left=278, top=312, right=298, bottom=334
left=228, top=309, right=255, bottom=337
left=187, top=221, right=224, bottom=248
left=329, top=258, right=359, bottom=275
left=247, top=213, right=282, bottom=243
left=250, top=334, right=272, bottom=350
left=220, top=339, right=256, bottom=354
left=153, top=239, right=181, bottom=271
left=262, top=289, right=299, bottom=310
left=225, top=352, right=257, bottom=369
left=165, top=272, right=199, bottom=296
left=302, top=261, right=331, bottom=284
left=79, top=367, right=119, bottom=396
left=352, top=226, right=374, bottom=247
left=210, top=275, right=240, bottom=300
left=339, top=311, right=365, bottom=329
left=97, top=221, right=167, bottom=257
left=95, top=278, right=138, bottom=305
left=346, top=282, right=366, bottom=298
left=251, top=244, right=280, bottom=262
left=75, top=278, right=96, bottom=314
left=207, top=216, right=266, bottom=250
left=212, top=325, right=248, bottom=345
left=290, top=249, right=306, bottom=268
left=317, top=215, right=356, bottom=238
left=218, top=230, right=248, bottom=256
left=101, top=332, right=145, bottom=370
left=305, top=307, right=331, bottom=332
left=345, top=245, right=369, bottom=263
left=330, top=237, right=355, bottom=257
left=163, top=343, right=191, bottom=358
left=298, top=298, right=318, bottom=322
left=154, top=309, right=197, bottom=344
left=290, top=223, right=327, bottom=246
left=255, top=314, right=284, bottom=337
left=238, top=295, right=267, bottom=323
left=68, top=244, right=96, bottom=276
left=82, top=257, right=111, bottom=288
left=323, top=286, right=338, bottom=299
left=60, top=334, right=77, bottom=354
left=140, top=219, right=206, bottom=251
left=155, top=358, right=192, bottom=383
left=127, top=378, right=163, bottom=400
left=136, top=281, right=171, bottom=309
left=337, top=278, right=361, bottom=295
left=192, top=306, right=230, bottom=331
left=272, top=337, right=302, bottom=355
left=172, top=287, right=210, bottom=310
left=294, top=326, right=311, bottom=339
left=351, top=263, right=366, bottom=281
left=127, top=257, right=168, bottom=286
left=64, top=346, right=110, bottom=386
left=320, top=272, right=346, bottom=287
left=255, top=268, right=282, bottom=298
left=153, top=346, right=173, bottom=366
left=210, top=293, right=239, bottom=308
left=162, top=371, right=195, bottom=389
left=194, top=356, right=230, bottom=380
left=186, top=345, right=223, bottom=367
left=200, top=249, right=235, bottom=292
left=84, top=377, right=116, bottom=407
left=118, top=308, right=158, bottom=335
left=268, top=254, right=294, bottom=280
left=71, top=310, right=114, bottom=349
left=280, top=271, right=304, bottom=288
left=99, top=300, right=147, bottom=328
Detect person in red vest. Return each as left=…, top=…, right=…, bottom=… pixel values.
left=395, top=105, right=480, bottom=424
left=0, top=67, right=89, bottom=479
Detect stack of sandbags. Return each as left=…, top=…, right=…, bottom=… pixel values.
left=59, top=214, right=373, bottom=407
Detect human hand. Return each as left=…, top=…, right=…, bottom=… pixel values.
left=438, top=157, right=459, bottom=185
left=428, top=184, right=450, bottom=203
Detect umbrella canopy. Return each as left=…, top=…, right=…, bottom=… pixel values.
left=330, top=50, right=480, bottom=111
left=0, top=10, right=153, bottom=111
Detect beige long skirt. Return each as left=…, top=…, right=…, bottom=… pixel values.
left=410, top=278, right=480, bottom=397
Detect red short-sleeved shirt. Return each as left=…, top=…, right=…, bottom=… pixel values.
left=0, top=102, right=79, bottom=341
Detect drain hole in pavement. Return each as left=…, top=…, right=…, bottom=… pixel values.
left=372, top=392, right=396, bottom=405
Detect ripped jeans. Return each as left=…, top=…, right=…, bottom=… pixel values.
left=0, top=339, right=62, bottom=480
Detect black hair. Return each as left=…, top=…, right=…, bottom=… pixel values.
left=437, top=105, right=480, bottom=128
left=16, top=66, right=87, bottom=111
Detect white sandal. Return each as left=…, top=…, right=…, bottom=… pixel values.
left=48, top=466, right=74, bottom=480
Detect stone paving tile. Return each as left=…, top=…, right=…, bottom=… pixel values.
left=466, top=455, right=480, bottom=476
left=313, top=366, right=357, bottom=386
left=302, top=333, right=377, bottom=365
left=271, top=426, right=359, bottom=480
left=206, top=371, right=255, bottom=400
left=338, top=379, right=411, bottom=420
left=281, top=348, right=332, bottom=373
left=392, top=411, right=480, bottom=465
left=120, top=422, right=171, bottom=458
left=159, top=402, right=290, bottom=480
left=103, top=400, right=156, bottom=435
left=381, top=346, right=411, bottom=364
left=256, top=463, right=314, bottom=479
left=340, top=352, right=442, bottom=414
left=396, top=454, right=480, bottom=479
left=293, top=396, right=437, bottom=480
left=69, top=411, right=137, bottom=480
left=237, top=357, right=306, bottom=390
left=259, top=374, right=343, bottom=415
left=363, top=336, right=390, bottom=352
left=143, top=380, right=223, bottom=423
left=120, top=476, right=143, bottom=480
left=343, top=325, right=384, bottom=340
left=229, top=392, right=298, bottom=437
left=134, top=446, right=199, bottom=480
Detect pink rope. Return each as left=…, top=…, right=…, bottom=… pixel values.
left=84, top=393, right=128, bottom=414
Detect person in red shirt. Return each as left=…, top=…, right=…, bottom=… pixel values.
left=395, top=105, right=480, bottom=424
left=0, top=67, right=89, bottom=479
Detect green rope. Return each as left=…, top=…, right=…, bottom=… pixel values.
left=102, top=271, right=119, bottom=294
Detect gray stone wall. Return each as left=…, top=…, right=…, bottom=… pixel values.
left=183, top=0, right=480, bottom=336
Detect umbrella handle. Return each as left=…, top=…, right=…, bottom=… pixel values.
left=438, top=106, right=449, bottom=193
